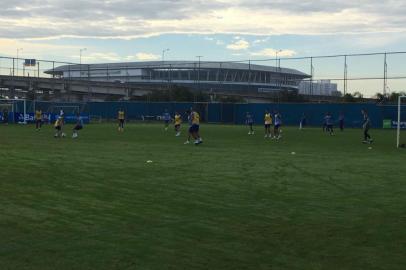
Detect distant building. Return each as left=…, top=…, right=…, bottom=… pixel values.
left=299, top=80, right=341, bottom=96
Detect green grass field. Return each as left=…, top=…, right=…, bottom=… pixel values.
left=0, top=123, right=405, bottom=270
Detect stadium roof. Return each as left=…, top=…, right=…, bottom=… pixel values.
left=47, top=61, right=310, bottom=77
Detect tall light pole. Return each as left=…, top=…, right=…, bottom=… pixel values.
left=162, top=48, right=170, bottom=63
left=16, top=48, right=23, bottom=76
left=79, top=48, right=87, bottom=65
left=275, top=49, right=282, bottom=69
left=275, top=50, right=282, bottom=91
left=79, top=48, right=87, bottom=78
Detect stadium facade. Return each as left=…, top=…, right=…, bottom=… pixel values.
left=46, top=61, right=311, bottom=95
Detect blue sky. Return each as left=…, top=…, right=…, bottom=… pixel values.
left=1, top=0, right=406, bottom=95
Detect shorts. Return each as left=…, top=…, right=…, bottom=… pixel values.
left=274, top=124, right=281, bottom=129
left=327, top=124, right=333, bottom=129
left=165, top=120, right=170, bottom=124
left=175, top=124, right=180, bottom=129
left=74, top=125, right=83, bottom=130
left=190, top=124, right=199, bottom=132
left=264, top=124, right=271, bottom=128
left=55, top=126, right=61, bottom=131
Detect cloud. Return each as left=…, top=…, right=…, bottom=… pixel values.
left=133, top=52, right=160, bottom=61
left=226, top=39, right=250, bottom=50
left=81, top=52, right=122, bottom=62
left=1, top=1, right=406, bottom=40
left=0, top=38, right=81, bottom=58
left=250, top=48, right=297, bottom=57
left=204, top=36, right=225, bottom=46
left=253, top=37, right=270, bottom=44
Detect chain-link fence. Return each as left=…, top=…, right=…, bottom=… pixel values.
left=1, top=52, right=406, bottom=100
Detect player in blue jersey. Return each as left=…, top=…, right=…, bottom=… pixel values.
left=163, top=109, right=171, bottom=131
left=361, top=109, right=373, bottom=144
left=246, top=112, right=254, bottom=135
left=72, top=113, right=84, bottom=138
left=273, top=111, right=282, bottom=140
left=324, top=112, right=334, bottom=135
left=184, top=109, right=193, bottom=144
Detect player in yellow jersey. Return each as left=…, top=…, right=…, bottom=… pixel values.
left=118, top=109, right=125, bottom=132
left=54, top=116, right=64, bottom=138
left=264, top=110, right=273, bottom=138
left=35, top=109, right=43, bottom=131
left=190, top=109, right=203, bottom=145
left=174, top=112, right=182, bottom=136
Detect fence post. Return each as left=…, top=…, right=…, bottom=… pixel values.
left=383, top=52, right=387, bottom=96
left=344, top=55, right=348, bottom=96
left=310, top=57, right=314, bottom=96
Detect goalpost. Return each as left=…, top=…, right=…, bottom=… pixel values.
left=0, top=99, right=27, bottom=124
left=397, top=96, right=406, bottom=148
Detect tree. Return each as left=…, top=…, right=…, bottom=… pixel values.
left=104, top=94, right=121, bottom=101
left=25, top=90, right=35, bottom=100
left=353, top=91, right=363, bottom=99
left=343, top=93, right=356, bottom=102
left=169, top=85, right=194, bottom=101
left=388, top=91, right=406, bottom=102
left=375, top=92, right=387, bottom=103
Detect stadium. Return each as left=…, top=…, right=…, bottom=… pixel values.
left=45, top=61, right=311, bottom=94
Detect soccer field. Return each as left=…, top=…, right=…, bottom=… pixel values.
left=0, top=123, right=405, bottom=270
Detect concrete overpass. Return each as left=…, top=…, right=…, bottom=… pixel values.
left=0, top=75, right=152, bottom=100
left=0, top=75, right=341, bottom=103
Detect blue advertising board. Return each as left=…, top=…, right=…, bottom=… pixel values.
left=391, top=120, right=406, bottom=129
left=0, top=113, right=90, bottom=124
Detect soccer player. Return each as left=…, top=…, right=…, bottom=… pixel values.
left=361, top=109, right=373, bottom=144
left=35, top=109, right=43, bottom=131
left=264, top=110, right=272, bottom=138
left=274, top=111, right=282, bottom=140
left=72, top=113, right=84, bottom=138
left=118, top=109, right=125, bottom=132
left=322, top=115, right=327, bottom=132
left=174, top=111, right=182, bottom=136
left=54, top=116, right=64, bottom=138
left=246, top=112, right=254, bottom=135
left=2, top=108, right=9, bottom=125
left=339, top=112, right=345, bottom=131
left=184, top=110, right=193, bottom=144
left=299, top=113, right=306, bottom=130
left=163, top=109, right=171, bottom=131
left=190, top=109, right=203, bottom=145
left=324, top=112, right=334, bottom=135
